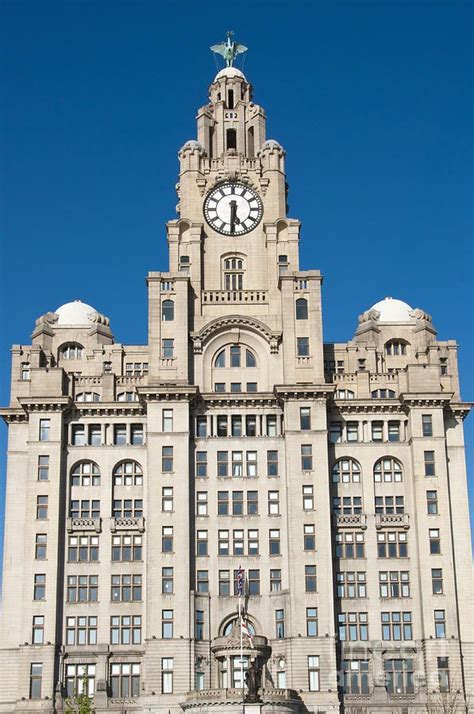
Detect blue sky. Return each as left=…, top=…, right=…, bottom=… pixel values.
left=0, top=0, right=473, bottom=561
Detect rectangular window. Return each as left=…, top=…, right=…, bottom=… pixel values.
left=422, top=414, right=433, bottom=437
left=33, top=574, right=46, bottom=600
left=335, top=532, right=365, bottom=559
left=429, top=528, right=441, bottom=554
left=112, top=499, right=141, bottom=518
left=32, top=616, right=44, bottom=644
left=306, top=607, right=318, bottom=637
left=388, top=421, right=400, bottom=442
left=248, top=529, right=259, bottom=556
left=162, top=446, right=173, bottom=472
left=217, top=415, right=228, bottom=436
left=438, top=657, right=450, bottom=693
left=113, top=424, right=127, bottom=445
left=305, top=565, right=317, bottom=592
left=303, top=524, right=315, bottom=550
left=39, top=419, right=50, bottom=442
left=231, top=415, right=242, bottom=436
left=300, top=407, right=311, bottom=430
left=35, top=533, right=47, bottom=560
left=214, top=382, right=225, bottom=393
left=434, top=610, right=446, bottom=638
left=275, top=609, right=285, bottom=638
left=197, top=491, right=208, bottom=516
left=248, top=569, right=260, bottom=595
left=217, top=492, right=229, bottom=516
left=338, top=612, right=368, bottom=641
left=162, top=609, right=173, bottom=639
left=65, top=664, right=95, bottom=698
left=374, top=495, right=404, bottom=515
left=217, top=451, right=228, bottom=478
left=347, top=422, right=359, bottom=442
left=195, top=610, right=204, bottom=640
left=384, top=658, right=414, bottom=694
left=218, top=530, right=229, bottom=555
left=197, top=570, right=209, bottom=593
left=162, top=658, right=174, bottom=694
left=162, top=338, right=174, bottom=358
left=162, top=486, right=173, bottom=512
left=21, top=362, right=30, bottom=381
left=377, top=531, right=408, bottom=558
left=196, top=451, right=207, bottom=478
left=337, top=571, right=367, bottom=598
left=381, top=611, right=412, bottom=640
left=246, top=451, right=257, bottom=478
left=110, top=574, right=142, bottom=602
left=219, top=570, right=230, bottom=596
left=230, top=382, right=241, bottom=393
left=371, top=421, right=383, bottom=441
left=110, top=615, right=141, bottom=645
left=432, top=568, right=443, bottom=594
left=308, top=656, right=320, bottom=692
left=270, top=569, right=281, bottom=592
left=36, top=495, right=48, bottom=520
left=72, top=424, right=86, bottom=446
left=330, top=422, right=342, bottom=443
left=302, top=485, right=314, bottom=510
left=246, top=415, right=257, bottom=436
left=427, top=490, right=438, bottom=514
left=232, top=491, right=244, bottom=515
left=196, top=416, right=207, bottom=437
left=89, top=424, right=101, bottom=446
left=247, top=382, right=257, bottom=393
left=196, top=530, right=208, bottom=556
left=247, top=490, right=258, bottom=515
left=334, top=495, right=363, bottom=515
left=379, top=571, right=410, bottom=598
left=424, top=450, right=436, bottom=476
left=341, top=660, right=369, bottom=694
left=37, top=455, right=49, bottom=481
left=232, top=451, right=243, bottom=477
left=67, top=574, right=99, bottom=603
left=111, top=534, right=141, bottom=561
left=30, top=663, right=42, bottom=699
left=110, top=663, right=140, bottom=698
left=301, top=444, right=313, bottom=470
left=162, top=527, right=173, bottom=553
left=297, top=337, right=309, bottom=356
left=277, top=671, right=286, bottom=688
left=66, top=616, right=98, bottom=646
left=266, top=414, right=277, bottom=436
left=268, top=490, right=280, bottom=515
left=162, top=409, right=173, bottom=432
left=131, top=424, right=144, bottom=445
left=162, top=567, right=174, bottom=594
left=69, top=535, right=99, bottom=562
left=267, top=450, right=278, bottom=477
left=269, top=529, right=280, bottom=555
left=233, top=529, right=244, bottom=556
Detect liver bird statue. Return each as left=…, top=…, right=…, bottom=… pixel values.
left=210, top=31, right=248, bottom=67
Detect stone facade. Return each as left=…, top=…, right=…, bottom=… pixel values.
left=0, top=58, right=473, bottom=714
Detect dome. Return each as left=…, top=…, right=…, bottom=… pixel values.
left=214, top=66, right=246, bottom=81
left=370, top=297, right=413, bottom=322
left=262, top=139, right=283, bottom=150
left=55, top=300, right=98, bottom=326
left=180, top=139, right=204, bottom=152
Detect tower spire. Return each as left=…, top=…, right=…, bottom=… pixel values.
left=210, top=30, right=248, bottom=67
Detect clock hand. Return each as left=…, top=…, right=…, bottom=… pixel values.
left=229, top=200, right=240, bottom=234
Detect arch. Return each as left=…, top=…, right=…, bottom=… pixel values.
left=113, top=460, right=143, bottom=486
left=59, top=342, right=84, bottom=360
left=374, top=457, right=403, bottom=483
left=194, top=314, right=280, bottom=348
left=221, top=615, right=257, bottom=637
left=70, top=460, right=101, bottom=486
left=385, top=339, right=410, bottom=356
left=371, top=389, right=396, bottom=399
left=162, top=299, right=174, bottom=322
left=76, top=392, right=101, bottom=402
left=332, top=458, right=361, bottom=484
left=295, top=298, right=308, bottom=320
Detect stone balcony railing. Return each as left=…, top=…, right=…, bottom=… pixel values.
left=182, top=688, right=301, bottom=706
left=333, top=514, right=367, bottom=529
left=74, top=375, right=102, bottom=387
left=67, top=517, right=102, bottom=533
left=376, top=513, right=410, bottom=529
left=203, top=290, right=268, bottom=304
left=110, top=517, right=145, bottom=532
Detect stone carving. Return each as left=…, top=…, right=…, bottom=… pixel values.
left=410, top=307, right=432, bottom=323
left=245, top=656, right=263, bottom=703
left=357, top=308, right=380, bottom=324
left=34, top=311, right=58, bottom=328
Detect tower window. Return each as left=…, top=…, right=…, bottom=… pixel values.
left=248, top=126, right=255, bottom=158
left=162, top=300, right=174, bottom=321
left=226, top=129, right=237, bottom=150
left=223, top=257, right=244, bottom=290
left=227, top=89, right=234, bottom=109
left=296, top=298, right=308, bottom=320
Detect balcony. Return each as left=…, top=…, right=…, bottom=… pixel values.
left=333, top=514, right=367, bottom=529
left=203, top=290, right=268, bottom=304
left=110, top=516, right=145, bottom=532
left=376, top=513, right=410, bottom=529
left=67, top=517, right=101, bottom=533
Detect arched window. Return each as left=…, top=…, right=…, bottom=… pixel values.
left=385, top=340, right=408, bottom=356
left=246, top=349, right=256, bottom=367
left=60, top=343, right=84, bottom=360
left=332, top=458, right=361, bottom=484
left=214, top=345, right=257, bottom=369
left=223, top=257, right=244, bottom=290
left=371, top=389, right=396, bottom=399
left=214, top=350, right=226, bottom=368
left=162, top=300, right=174, bottom=322
left=335, top=389, right=355, bottom=400
left=76, top=392, right=101, bottom=402
left=296, top=298, right=308, bottom=320
left=113, top=460, right=143, bottom=486
left=117, top=392, right=139, bottom=402
left=374, top=457, right=403, bottom=483
left=222, top=618, right=256, bottom=637
left=71, top=461, right=100, bottom=486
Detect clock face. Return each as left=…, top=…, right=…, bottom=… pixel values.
left=203, top=182, right=263, bottom=236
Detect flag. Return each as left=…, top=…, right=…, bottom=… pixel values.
left=236, top=565, right=244, bottom=596
left=241, top=617, right=254, bottom=648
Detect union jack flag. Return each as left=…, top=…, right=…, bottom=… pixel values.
left=236, top=565, right=244, bottom=596
left=241, top=617, right=254, bottom=648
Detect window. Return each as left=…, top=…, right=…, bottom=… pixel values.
left=277, top=670, right=286, bottom=688
left=381, top=611, right=412, bottom=640
left=117, top=390, right=139, bottom=402
left=375, top=495, right=404, bottom=515
left=336, top=389, right=355, bottom=399
left=162, top=567, right=174, bottom=594
left=36, top=495, right=48, bottom=520
left=65, top=664, right=95, bottom=698
left=231, top=382, right=241, bottom=393
left=162, top=609, right=173, bottom=638
left=429, top=528, right=441, bottom=554
left=384, top=658, right=414, bottom=694
left=161, top=526, right=173, bottom=553
left=89, top=424, right=102, bottom=445
left=275, top=609, right=285, bottom=638
left=302, top=485, right=314, bottom=510
left=379, top=571, right=410, bottom=598
left=278, top=254, right=288, bottom=275
left=197, top=530, right=208, bottom=556
left=35, top=534, right=47, bottom=560
left=217, top=416, right=228, bottom=437
left=113, top=460, right=143, bottom=485
left=37, top=455, right=49, bottom=482
left=111, top=663, right=140, bottom=698
left=226, top=128, right=237, bottom=149
left=214, top=350, right=226, bottom=368
left=195, top=610, right=204, bottom=640
left=219, top=570, right=231, bottom=596
left=338, top=612, right=368, bottom=641
left=66, top=616, right=98, bottom=645
left=21, top=362, right=30, bottom=381
left=30, top=663, right=42, bottom=699
left=33, top=574, right=46, bottom=600
left=374, top=457, right=403, bottom=483
left=162, top=409, right=173, bottom=432
left=247, top=490, right=258, bottom=515
left=270, top=569, right=281, bottom=592
left=162, top=658, right=174, bottom=694
left=110, top=615, right=142, bottom=645
left=196, top=451, right=207, bottom=478
left=247, top=382, right=257, bottom=392
left=337, top=571, right=367, bottom=598
left=230, top=345, right=241, bottom=367
left=432, top=568, right=443, bottom=594
left=305, top=565, right=317, bottom=592
left=113, top=424, right=126, bottom=445
left=342, top=660, right=369, bottom=694
left=440, top=357, right=448, bottom=375
left=248, top=569, right=260, bottom=595
left=333, top=495, right=363, bottom=515
left=377, top=531, right=408, bottom=558
left=233, top=529, right=244, bottom=555
left=300, top=407, right=311, bottom=430
left=231, top=415, right=242, bottom=436
left=67, top=574, right=99, bottom=603
left=162, top=299, right=174, bottom=321
left=246, top=451, right=257, bottom=478
left=297, top=337, right=309, bottom=356
left=246, top=415, right=257, bottom=436
left=196, top=416, right=207, bottom=437
left=197, top=491, right=208, bottom=516
left=266, top=415, right=277, bottom=436
left=269, top=529, right=280, bottom=555
left=306, top=608, right=318, bottom=636
left=438, top=657, right=450, bottom=693
left=111, top=574, right=142, bottom=602
left=296, top=298, right=308, bottom=320
left=385, top=340, right=407, bottom=356
left=60, top=343, right=84, bottom=359
left=371, top=421, right=383, bottom=441
left=162, top=338, right=174, bottom=359
left=39, top=419, right=50, bottom=441
left=422, top=414, right=433, bottom=436
left=308, top=656, right=320, bottom=692
left=76, top=392, right=101, bottom=402
left=197, top=570, right=209, bottom=593
left=371, top=389, right=396, bottom=399
left=300, top=444, right=313, bottom=471
left=130, top=424, right=143, bottom=445
left=424, top=450, right=436, bottom=476
left=32, top=616, right=44, bottom=644
left=332, top=458, right=361, bottom=483
left=434, top=609, right=446, bottom=638
left=215, top=382, right=226, bottom=393
left=335, top=532, right=365, bottom=559
left=248, top=529, right=259, bottom=555
left=426, top=489, right=438, bottom=515
left=232, top=451, right=243, bottom=477
left=219, top=532, right=229, bottom=559
left=70, top=499, right=100, bottom=519
left=268, top=490, right=280, bottom=515
left=112, top=499, right=142, bottom=519
left=223, top=257, right=244, bottom=290
left=267, top=450, right=278, bottom=477
left=346, top=422, right=359, bottom=442
left=388, top=421, right=400, bottom=442
left=112, top=534, right=142, bottom=561
left=304, top=524, right=315, bottom=550
left=330, top=422, right=342, bottom=443
left=69, top=535, right=99, bottom=562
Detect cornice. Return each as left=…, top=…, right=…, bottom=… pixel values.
left=199, top=392, right=279, bottom=408
left=73, top=402, right=146, bottom=417
left=448, top=402, right=473, bottom=420
left=137, top=384, right=199, bottom=402
left=274, top=384, right=334, bottom=400
left=0, top=408, right=28, bottom=424
left=331, top=400, right=405, bottom=415
left=17, top=397, right=72, bottom=413
left=191, top=315, right=281, bottom=354
left=400, top=393, right=454, bottom=408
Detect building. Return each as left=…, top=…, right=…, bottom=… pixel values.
left=0, top=38, right=473, bottom=714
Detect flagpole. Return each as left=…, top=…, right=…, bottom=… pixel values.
left=239, top=594, right=244, bottom=710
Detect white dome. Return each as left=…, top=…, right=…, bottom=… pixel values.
left=214, top=66, right=246, bottom=81
left=55, top=300, right=97, bottom=326
left=262, top=139, right=283, bottom=150
left=370, top=297, right=413, bottom=322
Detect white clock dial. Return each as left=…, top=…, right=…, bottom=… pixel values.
left=203, top=182, right=263, bottom=236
